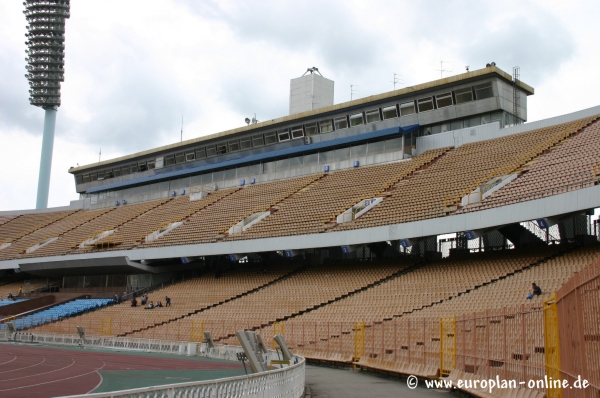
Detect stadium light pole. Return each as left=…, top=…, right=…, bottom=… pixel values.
left=24, top=0, right=70, bottom=209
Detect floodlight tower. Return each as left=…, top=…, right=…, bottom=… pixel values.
left=24, top=0, right=70, bottom=209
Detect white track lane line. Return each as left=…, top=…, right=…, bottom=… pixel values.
left=0, top=360, right=106, bottom=392
left=88, top=368, right=104, bottom=394
left=1, top=358, right=75, bottom=382
left=0, top=358, right=45, bottom=374
left=0, top=355, right=17, bottom=366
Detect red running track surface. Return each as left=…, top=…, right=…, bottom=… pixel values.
left=0, top=344, right=242, bottom=398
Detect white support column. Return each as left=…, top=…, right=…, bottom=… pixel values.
left=36, top=107, right=57, bottom=209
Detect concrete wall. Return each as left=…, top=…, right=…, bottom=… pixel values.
left=416, top=104, right=600, bottom=155
left=60, top=287, right=125, bottom=296
left=0, top=295, right=54, bottom=316
left=89, top=145, right=406, bottom=209
left=0, top=199, right=90, bottom=216
left=497, top=79, right=528, bottom=120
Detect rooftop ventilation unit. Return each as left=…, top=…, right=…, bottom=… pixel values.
left=289, top=67, right=334, bottom=115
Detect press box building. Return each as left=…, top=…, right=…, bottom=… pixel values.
left=69, top=66, right=533, bottom=209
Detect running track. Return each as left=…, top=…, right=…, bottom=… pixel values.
left=0, top=344, right=242, bottom=398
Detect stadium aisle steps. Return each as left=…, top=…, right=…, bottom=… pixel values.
left=294, top=244, right=598, bottom=376
left=223, top=257, right=431, bottom=349
left=214, top=260, right=425, bottom=342
left=118, top=263, right=308, bottom=337
left=30, top=264, right=301, bottom=337
left=25, top=199, right=170, bottom=258
left=408, top=243, right=600, bottom=317
left=0, top=207, right=114, bottom=260
left=0, top=215, right=17, bottom=226
left=0, top=210, right=79, bottom=252
left=94, top=187, right=241, bottom=251
left=0, top=279, right=58, bottom=298
left=142, top=175, right=320, bottom=247
left=274, top=247, right=561, bottom=361
left=129, top=258, right=412, bottom=341
left=75, top=198, right=172, bottom=253
left=337, top=116, right=599, bottom=231
left=459, top=116, right=600, bottom=212
left=190, top=258, right=418, bottom=344
left=231, top=148, right=451, bottom=240
left=221, top=173, right=326, bottom=241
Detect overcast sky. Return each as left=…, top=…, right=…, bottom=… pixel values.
left=1, top=0, right=599, bottom=211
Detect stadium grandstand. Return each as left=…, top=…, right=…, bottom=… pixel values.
left=1, top=65, right=600, bottom=398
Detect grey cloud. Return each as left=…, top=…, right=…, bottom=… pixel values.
left=181, top=0, right=384, bottom=72
left=61, top=62, right=190, bottom=155
left=399, top=2, right=575, bottom=85
left=464, top=15, right=575, bottom=86
left=0, top=47, right=45, bottom=133
left=217, top=76, right=287, bottom=123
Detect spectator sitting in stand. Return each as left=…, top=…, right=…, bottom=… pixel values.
left=7, top=292, right=14, bottom=300
left=145, top=300, right=154, bottom=309
left=156, top=301, right=163, bottom=308
left=141, top=295, right=148, bottom=305
left=527, top=282, right=542, bottom=299
left=131, top=297, right=137, bottom=307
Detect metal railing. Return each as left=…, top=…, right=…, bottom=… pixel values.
left=221, top=173, right=324, bottom=236
left=6, top=333, right=305, bottom=398
left=62, top=361, right=305, bottom=398
left=444, top=120, right=593, bottom=208
left=270, top=306, right=545, bottom=389
left=521, top=220, right=560, bottom=243
left=457, top=175, right=599, bottom=215
left=326, top=147, right=449, bottom=223
left=555, top=254, right=600, bottom=398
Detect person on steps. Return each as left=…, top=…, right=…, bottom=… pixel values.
left=527, top=282, right=542, bottom=299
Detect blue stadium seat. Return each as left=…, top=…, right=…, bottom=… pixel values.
left=0, top=298, right=113, bottom=331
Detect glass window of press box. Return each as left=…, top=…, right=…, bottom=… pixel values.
left=78, top=80, right=508, bottom=185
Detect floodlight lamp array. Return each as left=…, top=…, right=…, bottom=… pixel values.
left=23, top=0, right=70, bottom=108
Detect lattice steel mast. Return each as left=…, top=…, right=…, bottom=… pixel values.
left=24, top=0, right=70, bottom=209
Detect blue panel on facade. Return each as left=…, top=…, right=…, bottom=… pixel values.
left=87, top=124, right=418, bottom=194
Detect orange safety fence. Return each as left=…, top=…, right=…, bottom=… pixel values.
left=556, top=254, right=600, bottom=398
left=456, top=305, right=546, bottom=391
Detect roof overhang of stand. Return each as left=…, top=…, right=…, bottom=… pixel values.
left=86, top=124, right=419, bottom=194
left=18, top=256, right=198, bottom=277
